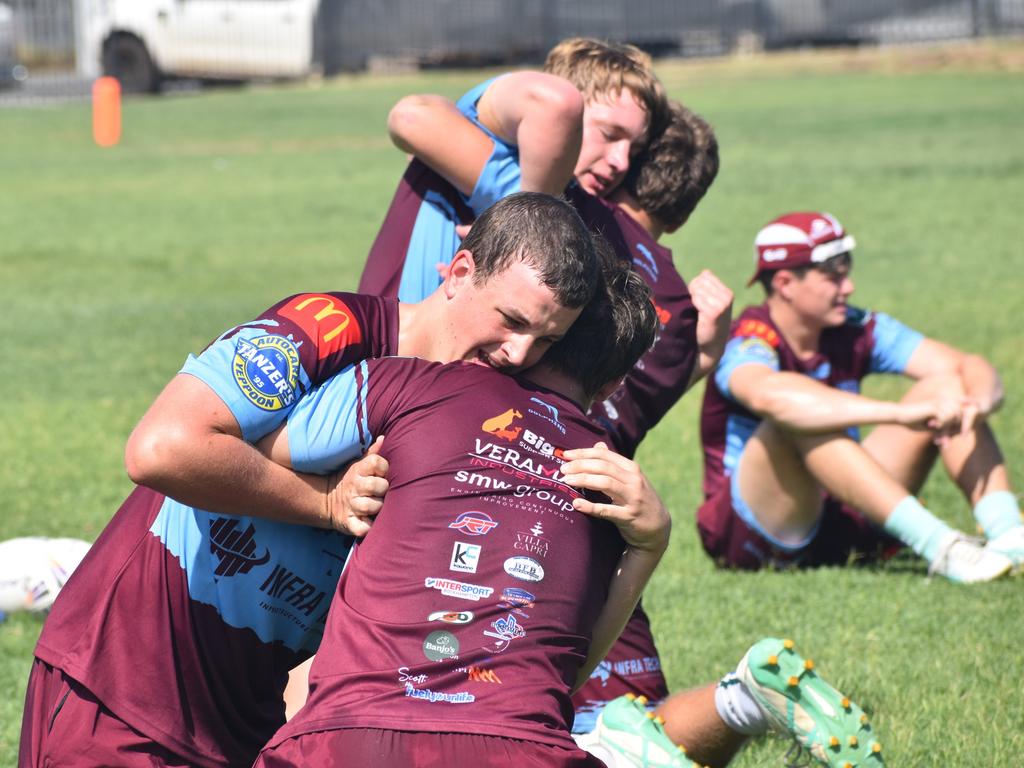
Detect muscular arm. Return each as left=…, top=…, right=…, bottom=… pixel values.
left=125, top=374, right=331, bottom=527
left=476, top=72, right=583, bottom=195
left=559, top=444, right=670, bottom=689
left=387, top=94, right=495, bottom=196
left=388, top=72, right=583, bottom=197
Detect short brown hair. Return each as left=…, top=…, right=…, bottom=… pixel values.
left=544, top=37, right=666, bottom=132
left=624, top=100, right=720, bottom=231
left=542, top=235, right=657, bottom=400
left=461, top=192, right=598, bottom=309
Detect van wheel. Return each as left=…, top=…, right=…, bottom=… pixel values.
left=102, top=35, right=160, bottom=94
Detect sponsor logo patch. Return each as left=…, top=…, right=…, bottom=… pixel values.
left=209, top=517, right=270, bottom=576
left=449, top=542, right=481, bottom=574
left=466, top=666, right=502, bottom=684
left=404, top=683, right=474, bottom=703
left=428, top=610, right=474, bottom=625
left=448, top=511, right=499, bottom=536
left=398, top=666, right=429, bottom=685
left=504, top=556, right=544, bottom=583
left=422, top=630, right=460, bottom=662
left=762, top=246, right=788, bottom=262
left=481, top=409, right=523, bottom=442
left=232, top=335, right=300, bottom=411
left=277, top=294, right=363, bottom=360
left=483, top=613, right=526, bottom=653
left=527, top=397, right=566, bottom=435
left=514, top=521, right=550, bottom=559
left=424, top=577, right=494, bottom=602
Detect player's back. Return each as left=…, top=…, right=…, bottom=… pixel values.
left=276, top=358, right=624, bottom=750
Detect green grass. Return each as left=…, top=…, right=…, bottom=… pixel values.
left=2, top=44, right=1023, bottom=766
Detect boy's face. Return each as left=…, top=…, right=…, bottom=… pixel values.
left=444, top=255, right=580, bottom=372
left=573, top=88, right=649, bottom=198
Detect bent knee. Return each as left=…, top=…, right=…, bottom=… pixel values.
left=901, top=370, right=965, bottom=403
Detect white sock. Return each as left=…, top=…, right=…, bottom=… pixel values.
left=714, top=672, right=768, bottom=736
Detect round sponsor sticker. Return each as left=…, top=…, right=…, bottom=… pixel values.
left=232, top=335, right=300, bottom=411
left=503, top=556, right=544, bottom=583
left=423, top=630, right=460, bottom=661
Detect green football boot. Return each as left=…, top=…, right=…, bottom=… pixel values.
left=737, top=638, right=885, bottom=768
left=581, top=693, right=697, bottom=767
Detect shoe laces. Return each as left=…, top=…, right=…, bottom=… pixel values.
left=783, top=739, right=814, bottom=768
left=927, top=532, right=985, bottom=580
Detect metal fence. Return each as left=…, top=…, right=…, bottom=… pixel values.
left=2, top=0, right=1023, bottom=100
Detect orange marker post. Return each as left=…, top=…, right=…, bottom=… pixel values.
left=92, top=76, right=121, bottom=147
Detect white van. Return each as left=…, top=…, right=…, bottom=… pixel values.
left=75, top=0, right=321, bottom=93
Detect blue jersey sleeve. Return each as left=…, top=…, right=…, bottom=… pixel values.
left=181, top=322, right=312, bottom=443
left=714, top=336, right=780, bottom=400
left=286, top=361, right=374, bottom=475
left=456, top=75, right=522, bottom=215
left=868, top=311, right=924, bottom=374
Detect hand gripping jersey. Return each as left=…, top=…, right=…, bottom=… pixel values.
left=700, top=303, right=925, bottom=502
left=33, top=292, right=399, bottom=767
left=265, top=358, right=625, bottom=751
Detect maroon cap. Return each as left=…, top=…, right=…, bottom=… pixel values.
left=748, top=211, right=856, bottom=286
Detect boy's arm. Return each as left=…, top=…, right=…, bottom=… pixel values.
left=902, top=337, right=1004, bottom=428
left=475, top=72, right=583, bottom=195
left=388, top=94, right=496, bottom=196
left=728, top=364, right=961, bottom=434
left=558, top=444, right=670, bottom=688
left=125, top=374, right=334, bottom=526
left=388, top=72, right=583, bottom=198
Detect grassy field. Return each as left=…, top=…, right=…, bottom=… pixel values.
left=2, top=40, right=1023, bottom=766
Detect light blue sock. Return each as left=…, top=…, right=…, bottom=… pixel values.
left=883, top=496, right=952, bottom=562
left=973, top=491, right=1022, bottom=539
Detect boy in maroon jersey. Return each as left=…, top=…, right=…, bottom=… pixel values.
left=255, top=254, right=670, bottom=767
left=375, top=85, right=734, bottom=733
left=698, top=211, right=1020, bottom=582
left=19, top=194, right=603, bottom=768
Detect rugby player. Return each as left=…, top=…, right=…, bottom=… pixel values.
left=255, top=250, right=670, bottom=767
left=375, top=88, right=732, bottom=730
left=359, top=37, right=666, bottom=302
left=19, top=193, right=600, bottom=768
left=697, top=211, right=1020, bottom=582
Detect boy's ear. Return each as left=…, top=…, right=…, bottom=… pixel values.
left=444, top=249, right=476, bottom=299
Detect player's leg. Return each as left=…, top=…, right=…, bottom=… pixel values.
left=655, top=683, right=745, bottom=767
left=734, top=420, right=907, bottom=548
left=656, top=640, right=884, bottom=768
left=863, top=372, right=1023, bottom=566
left=740, top=420, right=1010, bottom=581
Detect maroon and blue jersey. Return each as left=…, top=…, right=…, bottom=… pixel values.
left=701, top=303, right=925, bottom=503
left=358, top=77, right=520, bottom=302
left=567, top=186, right=698, bottom=459
left=266, top=358, right=626, bottom=750
left=34, top=293, right=399, bottom=767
